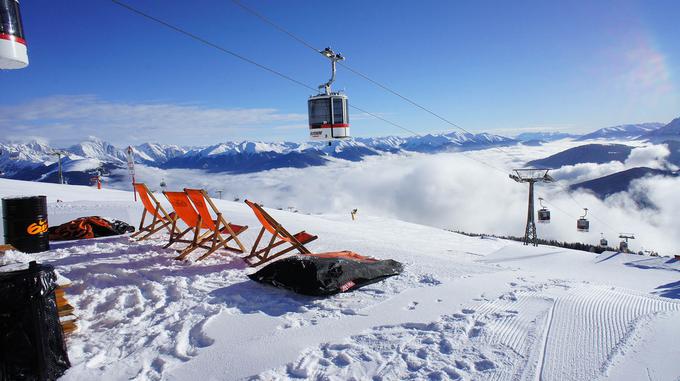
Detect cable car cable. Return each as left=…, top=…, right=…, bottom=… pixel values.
left=229, top=0, right=628, bottom=231
left=229, top=0, right=514, bottom=156
left=114, top=0, right=623, bottom=240
left=111, top=0, right=314, bottom=92
left=229, top=0, right=522, bottom=177
left=110, top=0, right=508, bottom=174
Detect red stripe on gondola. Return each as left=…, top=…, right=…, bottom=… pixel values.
left=311, top=123, right=349, bottom=129
left=0, top=33, right=26, bottom=45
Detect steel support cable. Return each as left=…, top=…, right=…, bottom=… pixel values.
left=115, top=0, right=624, bottom=239
left=111, top=0, right=509, bottom=175
left=230, top=0, right=521, bottom=177
left=229, top=0, right=515, bottom=155
left=229, top=0, right=628, bottom=237
left=537, top=192, right=620, bottom=237
left=121, top=0, right=626, bottom=246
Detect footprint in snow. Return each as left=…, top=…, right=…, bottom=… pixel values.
left=474, top=359, right=496, bottom=371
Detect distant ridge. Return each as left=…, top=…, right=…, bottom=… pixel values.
left=577, top=123, right=663, bottom=141
left=0, top=131, right=516, bottom=184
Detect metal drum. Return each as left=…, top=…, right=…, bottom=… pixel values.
left=2, top=195, right=50, bottom=253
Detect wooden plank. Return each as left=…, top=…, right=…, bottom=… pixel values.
left=0, top=244, right=16, bottom=255
left=54, top=284, right=78, bottom=338
left=61, top=320, right=78, bottom=336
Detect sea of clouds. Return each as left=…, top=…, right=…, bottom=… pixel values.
left=108, top=140, right=679, bottom=255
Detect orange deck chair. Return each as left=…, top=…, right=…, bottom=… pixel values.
left=131, top=183, right=178, bottom=240
left=243, top=199, right=318, bottom=267
left=164, top=190, right=247, bottom=261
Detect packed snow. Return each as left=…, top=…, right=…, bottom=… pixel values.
left=0, top=178, right=678, bottom=380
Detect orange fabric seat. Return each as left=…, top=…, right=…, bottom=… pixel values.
left=163, top=189, right=247, bottom=261
left=221, top=223, right=246, bottom=235
left=305, top=251, right=377, bottom=263
left=294, top=231, right=316, bottom=244
left=130, top=183, right=178, bottom=240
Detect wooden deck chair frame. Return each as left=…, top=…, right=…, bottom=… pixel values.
left=130, top=183, right=178, bottom=240
left=164, top=190, right=247, bottom=261
left=243, top=199, right=318, bottom=267
left=184, top=188, right=247, bottom=261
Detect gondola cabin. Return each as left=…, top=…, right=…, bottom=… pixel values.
left=576, top=208, right=589, bottom=232
left=577, top=218, right=589, bottom=232
left=537, top=208, right=550, bottom=223
left=599, top=233, right=608, bottom=247
left=0, top=0, right=28, bottom=69
left=308, top=93, right=349, bottom=140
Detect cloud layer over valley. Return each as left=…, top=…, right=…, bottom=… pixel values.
left=110, top=140, right=680, bottom=255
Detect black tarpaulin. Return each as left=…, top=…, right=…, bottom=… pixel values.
left=248, top=252, right=403, bottom=296
left=0, top=262, right=70, bottom=380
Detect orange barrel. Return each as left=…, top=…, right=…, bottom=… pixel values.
left=2, top=196, right=50, bottom=253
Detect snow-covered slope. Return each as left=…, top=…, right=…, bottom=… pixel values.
left=577, top=123, right=663, bottom=141
left=0, top=178, right=677, bottom=380
left=644, top=117, right=680, bottom=142
left=526, top=143, right=633, bottom=168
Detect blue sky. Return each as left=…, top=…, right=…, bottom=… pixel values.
left=1, top=0, right=679, bottom=145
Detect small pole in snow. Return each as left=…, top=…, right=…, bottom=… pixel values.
left=216, top=190, right=223, bottom=200
left=51, top=150, right=68, bottom=185
left=126, top=146, right=136, bottom=201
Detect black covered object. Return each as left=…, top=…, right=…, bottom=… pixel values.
left=48, top=216, right=135, bottom=241
left=2, top=196, right=50, bottom=253
left=0, top=262, right=70, bottom=380
left=248, top=254, right=404, bottom=296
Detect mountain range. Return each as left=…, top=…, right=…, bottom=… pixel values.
left=575, top=123, right=664, bottom=141
left=0, top=131, right=516, bottom=184
left=570, top=167, right=678, bottom=208
left=2, top=117, right=678, bottom=205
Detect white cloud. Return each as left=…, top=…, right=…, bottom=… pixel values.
left=108, top=141, right=680, bottom=256
left=624, top=144, right=676, bottom=170
left=0, top=95, right=306, bottom=146
left=548, top=143, right=675, bottom=183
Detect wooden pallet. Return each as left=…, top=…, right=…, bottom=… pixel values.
left=55, top=285, right=78, bottom=337
left=0, top=244, right=16, bottom=255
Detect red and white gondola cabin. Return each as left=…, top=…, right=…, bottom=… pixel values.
left=0, top=0, right=28, bottom=69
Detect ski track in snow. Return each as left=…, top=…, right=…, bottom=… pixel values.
left=540, top=285, right=680, bottom=381
left=257, top=280, right=680, bottom=381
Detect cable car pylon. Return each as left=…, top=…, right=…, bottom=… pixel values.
left=618, top=233, right=635, bottom=253
left=510, top=169, right=554, bottom=246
